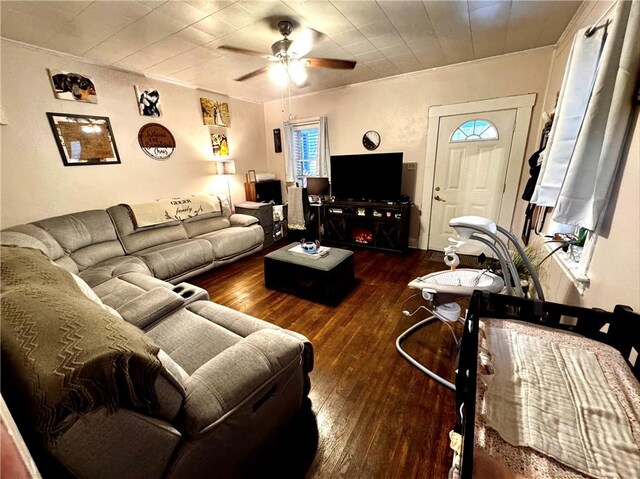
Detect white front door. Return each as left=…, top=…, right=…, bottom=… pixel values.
left=428, top=109, right=517, bottom=254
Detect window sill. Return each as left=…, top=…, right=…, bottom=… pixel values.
left=542, top=238, right=590, bottom=295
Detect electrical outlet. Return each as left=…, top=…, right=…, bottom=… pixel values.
left=406, top=162, right=417, bottom=171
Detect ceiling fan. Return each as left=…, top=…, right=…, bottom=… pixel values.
left=218, top=20, right=357, bottom=85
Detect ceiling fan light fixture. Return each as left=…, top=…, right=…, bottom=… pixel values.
left=289, top=60, right=307, bottom=86
left=269, top=63, right=288, bottom=87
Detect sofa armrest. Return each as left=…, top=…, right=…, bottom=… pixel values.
left=117, top=287, right=184, bottom=329
left=182, top=329, right=304, bottom=435
left=229, top=213, right=259, bottom=227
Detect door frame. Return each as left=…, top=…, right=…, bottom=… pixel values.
left=418, top=93, right=537, bottom=251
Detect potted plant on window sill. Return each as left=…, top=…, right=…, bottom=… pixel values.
left=540, top=227, right=588, bottom=265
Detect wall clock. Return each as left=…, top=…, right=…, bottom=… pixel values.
left=362, top=130, right=380, bottom=151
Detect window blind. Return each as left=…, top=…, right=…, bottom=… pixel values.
left=292, top=124, right=319, bottom=178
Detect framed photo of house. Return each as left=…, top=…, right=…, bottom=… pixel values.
left=46, top=112, right=121, bottom=166
left=247, top=170, right=256, bottom=183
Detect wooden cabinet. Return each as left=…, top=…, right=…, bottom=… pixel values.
left=323, top=200, right=411, bottom=253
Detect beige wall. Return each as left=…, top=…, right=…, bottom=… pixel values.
left=535, top=1, right=640, bottom=311
left=0, top=40, right=268, bottom=228
left=263, top=47, right=554, bottom=245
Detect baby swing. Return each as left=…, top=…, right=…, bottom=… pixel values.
left=396, top=216, right=544, bottom=390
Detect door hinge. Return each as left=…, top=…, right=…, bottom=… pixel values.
left=503, top=183, right=507, bottom=194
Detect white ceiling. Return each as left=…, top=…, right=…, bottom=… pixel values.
left=0, top=1, right=581, bottom=103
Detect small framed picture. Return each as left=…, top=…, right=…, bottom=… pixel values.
left=211, top=133, right=229, bottom=156
left=48, top=68, right=98, bottom=103
left=135, top=86, right=162, bottom=117
left=247, top=170, right=256, bottom=183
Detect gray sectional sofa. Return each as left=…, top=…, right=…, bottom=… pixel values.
left=0, top=198, right=313, bottom=478
left=3, top=198, right=264, bottom=288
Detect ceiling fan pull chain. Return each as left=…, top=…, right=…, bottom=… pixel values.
left=280, top=83, right=285, bottom=113
left=287, top=77, right=292, bottom=120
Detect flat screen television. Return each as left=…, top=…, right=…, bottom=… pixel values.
left=330, top=152, right=403, bottom=202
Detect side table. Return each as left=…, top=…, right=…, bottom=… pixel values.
left=235, top=202, right=274, bottom=247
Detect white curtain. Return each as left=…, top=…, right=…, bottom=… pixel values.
left=530, top=26, right=606, bottom=206
left=533, top=0, right=640, bottom=230
left=283, top=121, right=296, bottom=182
left=318, top=115, right=331, bottom=178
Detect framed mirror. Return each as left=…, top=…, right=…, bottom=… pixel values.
left=46, top=112, right=121, bottom=166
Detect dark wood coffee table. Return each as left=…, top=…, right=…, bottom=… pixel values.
left=264, top=243, right=355, bottom=305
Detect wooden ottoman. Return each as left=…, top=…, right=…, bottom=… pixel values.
left=264, top=243, right=355, bottom=305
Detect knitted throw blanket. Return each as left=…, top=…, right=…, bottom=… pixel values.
left=0, top=246, right=162, bottom=442
left=287, top=186, right=306, bottom=230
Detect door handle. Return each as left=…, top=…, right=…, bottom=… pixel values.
left=434, top=195, right=446, bottom=202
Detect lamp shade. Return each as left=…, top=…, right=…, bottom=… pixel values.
left=216, top=160, right=236, bottom=175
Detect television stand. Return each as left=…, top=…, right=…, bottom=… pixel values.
left=323, top=200, right=411, bottom=253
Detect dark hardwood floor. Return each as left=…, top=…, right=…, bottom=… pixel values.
left=190, top=244, right=460, bottom=479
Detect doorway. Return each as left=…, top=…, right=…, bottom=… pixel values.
left=428, top=109, right=516, bottom=254
left=418, top=94, right=536, bottom=253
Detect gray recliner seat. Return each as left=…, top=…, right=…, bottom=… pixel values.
left=3, top=210, right=152, bottom=287
left=49, top=288, right=312, bottom=479
left=0, top=241, right=313, bottom=479
left=107, top=205, right=216, bottom=283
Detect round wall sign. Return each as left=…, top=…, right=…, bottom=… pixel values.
left=362, top=130, right=380, bottom=150
left=138, top=123, right=176, bottom=160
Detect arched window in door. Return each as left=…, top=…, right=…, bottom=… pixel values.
left=450, top=119, right=498, bottom=142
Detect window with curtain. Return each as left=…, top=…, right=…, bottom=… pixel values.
left=284, top=116, right=330, bottom=183
left=530, top=0, right=638, bottom=287
left=293, top=125, right=319, bottom=177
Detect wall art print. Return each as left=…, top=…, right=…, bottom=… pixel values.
left=135, top=86, right=162, bottom=117
left=47, top=112, right=120, bottom=166
left=48, top=68, right=98, bottom=103
left=211, top=133, right=229, bottom=156
left=138, top=123, right=176, bottom=160
left=200, top=97, right=230, bottom=127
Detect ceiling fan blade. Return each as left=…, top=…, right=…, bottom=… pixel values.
left=218, top=45, right=270, bottom=57
left=303, top=58, right=357, bottom=70
left=289, top=28, right=325, bottom=58
left=234, top=66, right=269, bottom=82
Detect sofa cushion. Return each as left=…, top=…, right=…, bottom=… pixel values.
left=146, top=308, right=242, bottom=374
left=3, top=223, right=65, bottom=259
left=108, top=205, right=189, bottom=254
left=1, top=230, right=50, bottom=256
left=117, top=287, right=185, bottom=330
left=92, top=272, right=176, bottom=310
left=69, top=272, right=123, bottom=319
left=188, top=301, right=314, bottom=374
left=197, top=225, right=263, bottom=260
left=33, top=210, right=126, bottom=271
left=229, top=214, right=259, bottom=227
left=135, top=239, right=214, bottom=281
left=183, top=216, right=231, bottom=238
left=78, top=255, right=152, bottom=288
